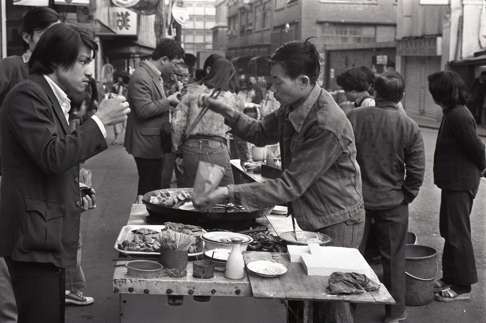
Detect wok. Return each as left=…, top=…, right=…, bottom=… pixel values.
left=142, top=188, right=270, bottom=228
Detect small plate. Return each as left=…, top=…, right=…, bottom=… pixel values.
left=279, top=231, right=331, bottom=245
left=246, top=260, right=287, bottom=278
left=271, top=205, right=288, bottom=215
left=204, top=248, right=231, bottom=262
left=202, top=231, right=253, bottom=244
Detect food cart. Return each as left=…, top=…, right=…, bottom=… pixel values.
left=112, top=160, right=394, bottom=323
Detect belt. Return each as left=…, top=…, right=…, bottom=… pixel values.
left=186, top=134, right=227, bottom=145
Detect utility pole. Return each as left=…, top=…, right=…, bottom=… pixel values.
left=154, top=0, right=166, bottom=45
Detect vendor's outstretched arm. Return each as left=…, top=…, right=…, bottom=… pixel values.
left=206, top=97, right=279, bottom=146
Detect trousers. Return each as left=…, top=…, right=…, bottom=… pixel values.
left=361, top=204, right=408, bottom=318
left=6, top=259, right=65, bottom=323
left=439, top=190, right=477, bottom=286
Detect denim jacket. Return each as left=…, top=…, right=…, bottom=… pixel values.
left=226, top=85, right=364, bottom=231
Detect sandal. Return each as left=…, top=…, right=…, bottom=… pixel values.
left=435, top=287, right=470, bottom=302
left=433, top=279, right=450, bottom=293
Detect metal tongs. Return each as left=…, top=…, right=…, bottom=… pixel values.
left=185, top=88, right=222, bottom=136
left=288, top=205, right=299, bottom=241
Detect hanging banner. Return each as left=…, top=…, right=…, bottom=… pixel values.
left=13, top=0, right=49, bottom=5
left=53, top=0, right=90, bottom=5
left=108, top=7, right=138, bottom=35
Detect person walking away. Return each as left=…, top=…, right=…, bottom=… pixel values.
left=0, top=23, right=130, bottom=323
left=124, top=38, right=184, bottom=198
left=0, top=7, right=60, bottom=322
left=428, top=71, right=486, bottom=302
left=195, top=40, right=364, bottom=323
left=348, top=72, right=425, bottom=323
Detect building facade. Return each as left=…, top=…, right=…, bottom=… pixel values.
left=224, top=0, right=397, bottom=83
left=181, top=0, right=216, bottom=55
left=212, top=0, right=228, bottom=51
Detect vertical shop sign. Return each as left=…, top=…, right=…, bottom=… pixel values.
left=109, top=7, right=138, bottom=35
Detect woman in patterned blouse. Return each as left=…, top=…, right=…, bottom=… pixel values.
left=172, top=57, right=240, bottom=187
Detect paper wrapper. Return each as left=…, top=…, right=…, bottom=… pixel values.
left=193, top=161, right=225, bottom=209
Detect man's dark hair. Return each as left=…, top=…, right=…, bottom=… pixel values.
left=29, top=23, right=98, bottom=75
left=374, top=71, right=405, bottom=103
left=21, top=7, right=59, bottom=35
left=336, top=67, right=373, bottom=92
left=152, top=38, right=184, bottom=61
left=428, top=71, right=469, bottom=108
left=270, top=40, right=320, bottom=84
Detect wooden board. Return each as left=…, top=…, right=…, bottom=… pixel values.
left=113, top=260, right=251, bottom=297
left=244, top=252, right=395, bottom=304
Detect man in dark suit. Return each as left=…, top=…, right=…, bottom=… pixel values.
left=124, top=38, right=184, bottom=196
left=0, top=23, right=130, bottom=322
left=0, top=7, right=60, bottom=322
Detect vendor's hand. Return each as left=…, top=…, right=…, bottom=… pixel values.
left=193, top=187, right=229, bottom=210
left=200, top=96, right=234, bottom=117
left=96, top=95, right=130, bottom=126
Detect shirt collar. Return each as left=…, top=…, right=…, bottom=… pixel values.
left=22, top=50, right=32, bottom=63
left=43, top=75, right=71, bottom=123
left=144, top=60, right=162, bottom=78
left=288, top=85, right=322, bottom=133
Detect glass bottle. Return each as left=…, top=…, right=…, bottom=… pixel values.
left=225, top=238, right=245, bottom=280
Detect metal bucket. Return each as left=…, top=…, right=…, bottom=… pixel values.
left=405, top=244, right=438, bottom=306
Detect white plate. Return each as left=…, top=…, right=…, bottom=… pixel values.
left=204, top=248, right=231, bottom=262
left=279, top=231, right=331, bottom=246
left=246, top=260, right=287, bottom=278
left=202, top=231, right=253, bottom=244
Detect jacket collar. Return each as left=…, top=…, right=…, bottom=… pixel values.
left=30, top=74, right=69, bottom=134
left=142, top=60, right=162, bottom=79
left=288, top=85, right=321, bottom=133
left=375, top=99, right=399, bottom=109
left=140, top=61, right=166, bottom=98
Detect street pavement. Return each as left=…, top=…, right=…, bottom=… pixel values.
left=66, top=127, right=486, bottom=323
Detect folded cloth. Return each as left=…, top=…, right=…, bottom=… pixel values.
left=327, top=272, right=380, bottom=295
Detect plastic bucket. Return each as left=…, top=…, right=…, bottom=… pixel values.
left=405, top=244, right=438, bottom=306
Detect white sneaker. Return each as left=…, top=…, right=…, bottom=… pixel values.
left=65, top=290, right=94, bottom=306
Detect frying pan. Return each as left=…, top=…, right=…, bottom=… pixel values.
left=142, top=188, right=270, bottom=227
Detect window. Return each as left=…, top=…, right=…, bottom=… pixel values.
left=320, top=23, right=376, bottom=44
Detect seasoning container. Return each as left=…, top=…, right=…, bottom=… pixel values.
left=224, top=238, right=245, bottom=280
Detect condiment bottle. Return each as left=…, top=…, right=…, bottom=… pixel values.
left=225, top=237, right=245, bottom=280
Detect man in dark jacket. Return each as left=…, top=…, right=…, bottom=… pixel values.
left=0, top=23, right=129, bottom=322
left=124, top=38, right=183, bottom=196
left=428, top=71, right=486, bottom=302
left=348, top=72, right=425, bottom=323
left=0, top=7, right=60, bottom=322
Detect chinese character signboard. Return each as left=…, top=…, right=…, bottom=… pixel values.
left=109, top=7, right=138, bottom=35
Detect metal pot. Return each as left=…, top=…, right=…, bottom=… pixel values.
left=142, top=188, right=270, bottom=228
